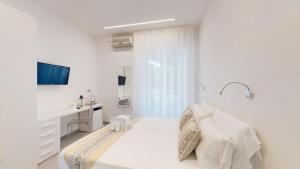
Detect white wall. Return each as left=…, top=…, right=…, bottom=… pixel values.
left=0, top=3, right=37, bottom=169
left=0, top=0, right=100, bottom=136
left=199, top=0, right=300, bottom=169
left=97, top=41, right=133, bottom=122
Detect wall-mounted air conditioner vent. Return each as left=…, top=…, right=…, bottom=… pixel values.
left=112, top=36, right=133, bottom=48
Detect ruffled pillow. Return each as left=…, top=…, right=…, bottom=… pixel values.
left=178, top=118, right=201, bottom=161
left=179, top=107, right=193, bottom=130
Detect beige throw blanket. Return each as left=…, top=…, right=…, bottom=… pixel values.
left=64, top=119, right=139, bottom=169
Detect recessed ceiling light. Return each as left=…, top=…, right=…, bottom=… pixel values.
left=104, top=18, right=176, bottom=29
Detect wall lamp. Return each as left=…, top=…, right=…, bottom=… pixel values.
left=199, top=82, right=206, bottom=91
left=219, top=81, right=253, bottom=98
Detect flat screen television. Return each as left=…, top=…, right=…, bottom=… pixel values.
left=118, top=76, right=126, bottom=86
left=37, top=62, right=70, bottom=85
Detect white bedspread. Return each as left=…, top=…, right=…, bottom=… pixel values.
left=59, top=118, right=200, bottom=169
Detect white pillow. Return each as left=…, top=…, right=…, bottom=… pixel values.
left=191, top=102, right=214, bottom=123
left=195, top=117, right=235, bottom=169
left=199, top=102, right=215, bottom=114
left=212, top=110, right=263, bottom=169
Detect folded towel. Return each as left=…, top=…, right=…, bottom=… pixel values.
left=109, top=116, right=130, bottom=132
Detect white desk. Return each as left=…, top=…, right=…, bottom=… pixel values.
left=37, top=103, right=103, bottom=121
left=37, top=103, right=104, bottom=163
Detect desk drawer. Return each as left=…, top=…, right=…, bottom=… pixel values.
left=38, top=118, right=60, bottom=163
left=38, top=135, right=60, bottom=163
left=39, top=118, right=60, bottom=134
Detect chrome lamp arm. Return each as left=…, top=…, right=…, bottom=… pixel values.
left=219, top=81, right=253, bottom=98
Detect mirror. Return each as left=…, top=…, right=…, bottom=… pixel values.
left=117, top=66, right=132, bottom=106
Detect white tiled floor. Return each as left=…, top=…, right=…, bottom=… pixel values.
left=38, top=154, right=59, bottom=169
left=38, top=131, right=89, bottom=169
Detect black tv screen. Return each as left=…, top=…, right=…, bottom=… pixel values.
left=118, top=76, right=126, bottom=86
left=37, top=62, right=70, bottom=85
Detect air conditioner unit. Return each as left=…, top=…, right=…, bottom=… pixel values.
left=112, top=36, right=133, bottom=48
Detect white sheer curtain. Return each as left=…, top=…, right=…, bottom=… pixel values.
left=133, top=26, right=197, bottom=118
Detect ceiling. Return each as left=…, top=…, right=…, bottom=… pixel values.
left=34, top=0, right=208, bottom=37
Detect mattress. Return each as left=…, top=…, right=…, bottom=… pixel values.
left=59, top=117, right=200, bottom=169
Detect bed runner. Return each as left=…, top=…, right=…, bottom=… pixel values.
left=64, top=118, right=139, bottom=169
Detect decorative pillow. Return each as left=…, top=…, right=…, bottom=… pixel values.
left=178, top=118, right=201, bottom=161
left=179, top=107, right=193, bottom=130
left=195, top=117, right=235, bottom=169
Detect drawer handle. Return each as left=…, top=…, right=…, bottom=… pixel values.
left=40, top=140, right=54, bottom=148
left=40, top=131, right=54, bottom=138
left=40, top=123, right=54, bottom=129
left=40, top=148, right=54, bottom=157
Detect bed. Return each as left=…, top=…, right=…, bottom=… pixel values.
left=59, top=117, right=200, bottom=169
left=59, top=105, right=263, bottom=169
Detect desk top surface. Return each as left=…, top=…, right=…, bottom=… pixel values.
left=37, top=103, right=104, bottom=121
